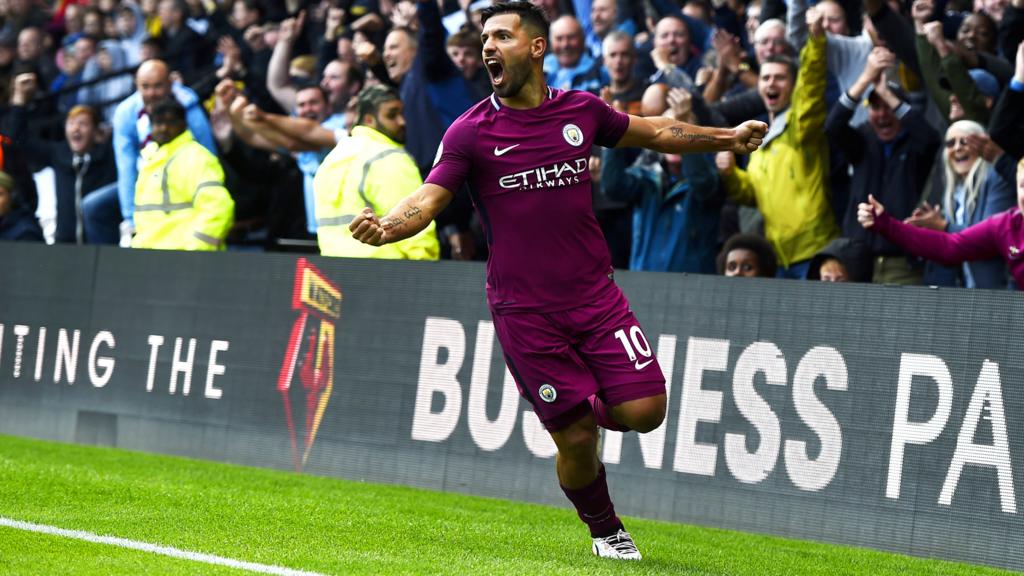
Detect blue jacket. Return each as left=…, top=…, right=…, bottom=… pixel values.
left=602, top=147, right=720, bottom=273
left=401, top=0, right=476, bottom=175
left=112, top=84, right=216, bottom=224
left=926, top=154, right=1017, bottom=289
left=544, top=52, right=609, bottom=95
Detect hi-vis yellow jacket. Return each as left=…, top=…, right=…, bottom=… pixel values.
left=313, top=125, right=439, bottom=259
left=132, top=130, right=234, bottom=251
left=720, top=34, right=839, bottom=268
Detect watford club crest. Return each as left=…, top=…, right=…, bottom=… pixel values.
left=277, top=258, right=342, bottom=472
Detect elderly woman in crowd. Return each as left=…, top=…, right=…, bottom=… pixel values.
left=859, top=155, right=1024, bottom=289
left=898, top=121, right=1017, bottom=288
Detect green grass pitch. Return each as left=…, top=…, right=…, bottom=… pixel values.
left=0, top=434, right=1015, bottom=576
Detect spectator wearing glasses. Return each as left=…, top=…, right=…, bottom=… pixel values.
left=901, top=120, right=1017, bottom=288
left=859, top=157, right=1024, bottom=289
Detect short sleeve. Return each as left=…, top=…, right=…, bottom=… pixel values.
left=425, top=118, right=474, bottom=194
left=579, top=91, right=630, bottom=148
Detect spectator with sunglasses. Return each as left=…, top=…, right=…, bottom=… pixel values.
left=859, top=156, right=1024, bottom=289
left=898, top=120, right=1017, bottom=288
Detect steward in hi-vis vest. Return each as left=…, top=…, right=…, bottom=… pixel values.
left=132, top=98, right=233, bottom=251
left=313, top=85, right=438, bottom=259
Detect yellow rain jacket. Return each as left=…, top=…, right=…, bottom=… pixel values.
left=313, top=125, right=439, bottom=259
left=132, top=130, right=234, bottom=251
left=721, top=34, right=839, bottom=268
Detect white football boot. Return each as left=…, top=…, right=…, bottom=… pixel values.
left=592, top=529, right=642, bottom=560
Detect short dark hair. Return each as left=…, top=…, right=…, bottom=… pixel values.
left=761, top=54, right=797, bottom=79
left=355, top=84, right=400, bottom=125
left=480, top=1, right=550, bottom=41
left=716, top=233, right=778, bottom=278
left=657, top=13, right=690, bottom=32
left=239, top=0, right=265, bottom=20
left=164, top=0, right=188, bottom=15
left=141, top=36, right=164, bottom=55
left=295, top=81, right=328, bottom=103
left=149, top=98, right=186, bottom=123
left=330, top=59, right=365, bottom=90
left=447, top=28, right=483, bottom=51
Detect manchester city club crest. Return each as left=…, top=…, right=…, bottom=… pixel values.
left=562, top=124, right=583, bottom=147
left=538, top=384, right=557, bottom=403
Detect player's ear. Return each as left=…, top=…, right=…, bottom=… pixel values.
left=530, top=36, right=546, bottom=59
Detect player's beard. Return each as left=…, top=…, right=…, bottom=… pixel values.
left=492, top=59, right=531, bottom=99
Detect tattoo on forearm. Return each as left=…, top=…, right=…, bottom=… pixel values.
left=669, top=127, right=715, bottom=143
left=381, top=206, right=421, bottom=231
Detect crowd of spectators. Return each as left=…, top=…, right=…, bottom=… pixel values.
left=0, top=0, right=1022, bottom=289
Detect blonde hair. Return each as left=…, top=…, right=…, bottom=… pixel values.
left=289, top=55, right=316, bottom=79
left=943, top=120, right=990, bottom=222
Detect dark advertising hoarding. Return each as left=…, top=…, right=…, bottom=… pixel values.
left=1, top=243, right=1022, bottom=570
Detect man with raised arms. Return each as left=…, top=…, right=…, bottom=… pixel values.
left=350, top=0, right=766, bottom=561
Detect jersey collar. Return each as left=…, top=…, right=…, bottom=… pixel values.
left=490, top=86, right=555, bottom=111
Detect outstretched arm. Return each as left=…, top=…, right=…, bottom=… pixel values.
left=350, top=183, right=454, bottom=245
left=617, top=116, right=767, bottom=155
left=267, top=12, right=304, bottom=113
left=858, top=195, right=1002, bottom=265
left=259, top=113, right=340, bottom=149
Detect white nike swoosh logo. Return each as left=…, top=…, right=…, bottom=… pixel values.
left=634, top=359, right=654, bottom=370
left=494, top=144, right=520, bottom=156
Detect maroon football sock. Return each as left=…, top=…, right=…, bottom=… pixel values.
left=589, top=394, right=631, bottom=432
left=560, top=465, right=624, bottom=537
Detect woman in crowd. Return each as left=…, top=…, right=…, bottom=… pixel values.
left=902, top=120, right=1016, bottom=288
left=858, top=157, right=1024, bottom=289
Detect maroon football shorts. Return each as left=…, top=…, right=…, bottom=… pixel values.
left=491, top=287, right=666, bottom=432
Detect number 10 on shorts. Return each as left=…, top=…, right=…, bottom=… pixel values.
left=614, top=326, right=654, bottom=370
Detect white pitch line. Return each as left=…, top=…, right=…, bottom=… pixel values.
left=0, top=517, right=330, bottom=576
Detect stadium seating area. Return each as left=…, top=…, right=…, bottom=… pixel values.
left=0, top=0, right=1022, bottom=286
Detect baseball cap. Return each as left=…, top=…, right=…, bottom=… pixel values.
left=967, top=68, right=1001, bottom=98
left=939, top=68, right=1001, bottom=99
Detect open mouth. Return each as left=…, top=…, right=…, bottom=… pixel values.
left=484, top=57, right=505, bottom=86
left=763, top=90, right=781, bottom=107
